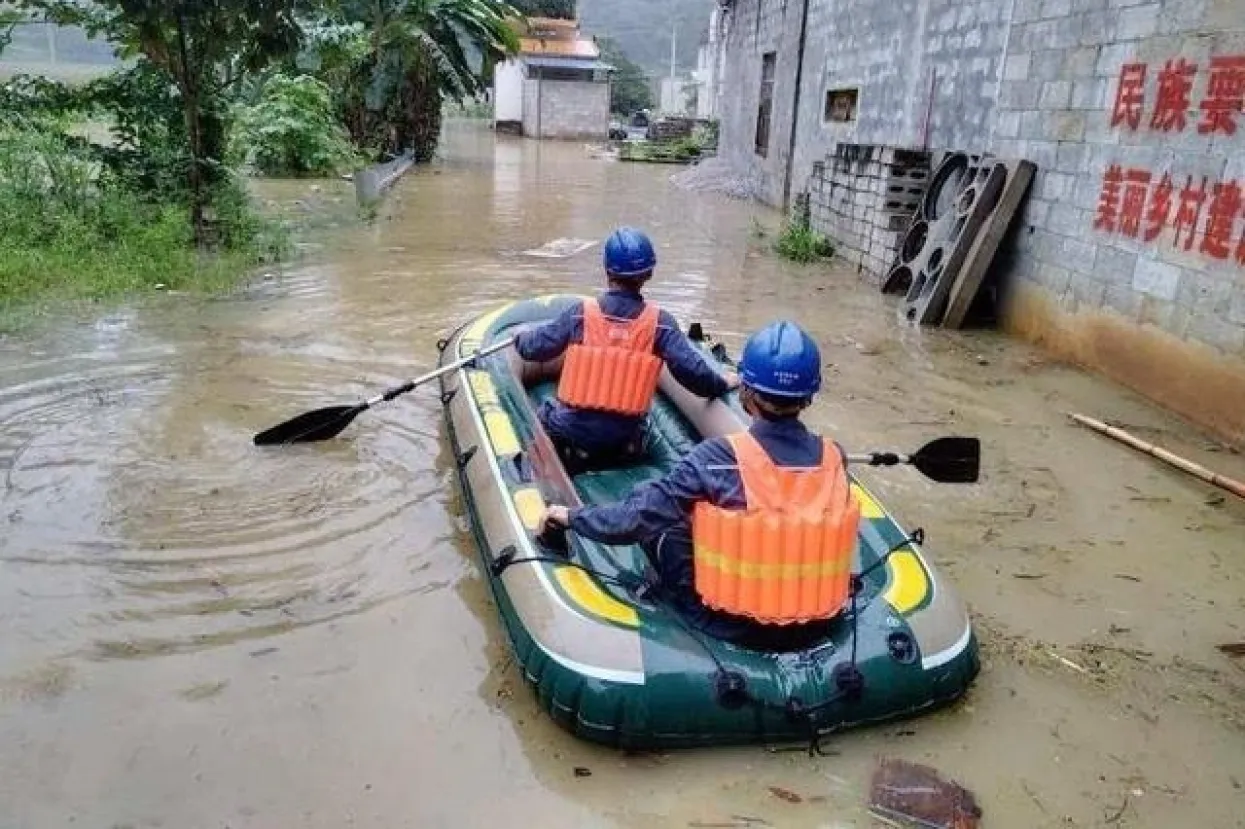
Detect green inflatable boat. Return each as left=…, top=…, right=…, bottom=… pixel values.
left=438, top=295, right=980, bottom=750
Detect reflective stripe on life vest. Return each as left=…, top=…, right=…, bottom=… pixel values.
left=556, top=298, right=663, bottom=417
left=691, top=432, right=861, bottom=625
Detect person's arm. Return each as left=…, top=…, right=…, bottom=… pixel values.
left=555, top=443, right=718, bottom=545
left=654, top=312, right=735, bottom=399
left=513, top=304, right=581, bottom=362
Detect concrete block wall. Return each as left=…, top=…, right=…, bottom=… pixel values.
left=807, top=145, right=932, bottom=279
left=992, top=0, right=1245, bottom=359
left=521, top=79, right=609, bottom=140
left=715, top=0, right=801, bottom=205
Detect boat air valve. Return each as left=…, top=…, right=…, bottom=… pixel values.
left=887, top=631, right=918, bottom=665
left=714, top=671, right=750, bottom=710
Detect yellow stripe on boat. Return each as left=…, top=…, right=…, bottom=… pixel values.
left=459, top=303, right=512, bottom=353
left=851, top=483, right=884, bottom=519
left=883, top=548, right=930, bottom=615
left=467, top=371, right=521, bottom=456
left=850, top=482, right=930, bottom=614
left=513, top=488, right=546, bottom=532
left=555, top=567, right=640, bottom=628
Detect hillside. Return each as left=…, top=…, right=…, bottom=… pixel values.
left=578, top=0, right=716, bottom=75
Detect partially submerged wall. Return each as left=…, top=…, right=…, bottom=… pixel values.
left=521, top=79, right=609, bottom=140
left=993, top=0, right=1245, bottom=444
left=717, top=0, right=1245, bottom=445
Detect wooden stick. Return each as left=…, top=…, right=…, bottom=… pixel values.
left=1067, top=413, right=1245, bottom=501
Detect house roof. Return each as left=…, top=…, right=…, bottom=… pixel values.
left=524, top=55, right=614, bottom=72
left=509, top=15, right=600, bottom=59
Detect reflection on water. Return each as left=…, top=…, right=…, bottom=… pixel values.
left=1, top=121, right=1242, bottom=829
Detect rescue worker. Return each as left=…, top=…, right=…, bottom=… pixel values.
left=514, top=227, right=738, bottom=472
left=540, top=320, right=861, bottom=641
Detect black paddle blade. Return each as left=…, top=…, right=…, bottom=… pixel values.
left=911, top=437, right=980, bottom=483
left=252, top=404, right=367, bottom=446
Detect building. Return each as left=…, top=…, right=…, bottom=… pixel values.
left=713, top=0, right=1245, bottom=444
left=492, top=17, right=614, bottom=140
left=690, top=3, right=731, bottom=121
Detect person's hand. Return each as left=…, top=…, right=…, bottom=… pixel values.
left=541, top=505, right=571, bottom=533
left=723, top=371, right=741, bottom=391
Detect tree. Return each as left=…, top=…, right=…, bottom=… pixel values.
left=18, top=0, right=311, bottom=244
left=597, top=36, right=651, bottom=117
left=322, top=0, right=519, bottom=162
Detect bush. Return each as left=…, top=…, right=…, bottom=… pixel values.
left=232, top=73, right=359, bottom=177
left=773, top=194, right=834, bottom=263
left=773, top=220, right=835, bottom=263
left=0, top=124, right=283, bottom=316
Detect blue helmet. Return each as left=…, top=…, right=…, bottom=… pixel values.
left=603, top=227, right=657, bottom=279
left=739, top=321, right=822, bottom=399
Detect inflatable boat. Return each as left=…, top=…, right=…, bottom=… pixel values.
left=437, top=295, right=979, bottom=750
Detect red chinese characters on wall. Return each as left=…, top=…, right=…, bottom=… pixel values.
left=1110, top=54, right=1245, bottom=135
left=1095, top=166, right=1245, bottom=265
left=1093, top=54, right=1244, bottom=265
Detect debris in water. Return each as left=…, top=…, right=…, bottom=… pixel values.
left=249, top=647, right=279, bottom=658
left=1047, top=650, right=1090, bottom=674
left=1113, top=573, right=1141, bottom=583
left=521, top=238, right=597, bottom=258
left=573, top=766, right=592, bottom=778
left=868, top=758, right=982, bottom=829
left=1012, top=572, right=1048, bottom=580
left=1216, top=643, right=1245, bottom=657
left=767, top=786, right=802, bottom=804
left=1105, top=794, right=1130, bottom=824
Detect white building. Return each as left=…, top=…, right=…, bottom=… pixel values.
left=492, top=17, right=614, bottom=140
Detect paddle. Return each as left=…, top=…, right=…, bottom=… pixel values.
left=252, top=336, right=517, bottom=446
left=848, top=437, right=980, bottom=484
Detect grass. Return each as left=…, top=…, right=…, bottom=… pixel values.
left=0, top=126, right=289, bottom=329
left=773, top=218, right=835, bottom=264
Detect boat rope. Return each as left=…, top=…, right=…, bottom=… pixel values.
left=490, top=550, right=657, bottom=599
left=665, top=531, right=923, bottom=757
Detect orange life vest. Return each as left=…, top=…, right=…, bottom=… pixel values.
left=556, top=298, right=663, bottom=417
left=691, top=432, right=861, bottom=625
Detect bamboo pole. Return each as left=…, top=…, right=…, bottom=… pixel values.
left=1067, top=413, right=1245, bottom=501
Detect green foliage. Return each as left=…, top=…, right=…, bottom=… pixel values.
left=773, top=199, right=835, bottom=264
left=597, top=36, right=651, bottom=117
left=232, top=73, right=359, bottom=176
left=0, top=124, right=281, bottom=317
left=16, top=0, right=311, bottom=242
left=320, top=0, right=520, bottom=162
left=0, top=10, right=21, bottom=56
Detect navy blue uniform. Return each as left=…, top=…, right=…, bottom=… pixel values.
left=514, top=290, right=731, bottom=456
left=567, top=417, right=841, bottom=638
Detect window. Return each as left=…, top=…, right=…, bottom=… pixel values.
left=755, top=52, right=776, bottom=157
left=824, top=87, right=859, bottom=123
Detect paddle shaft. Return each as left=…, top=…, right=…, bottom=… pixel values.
left=847, top=452, right=909, bottom=465
left=367, top=336, right=516, bottom=408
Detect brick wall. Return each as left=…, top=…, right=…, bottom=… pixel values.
left=718, top=0, right=1010, bottom=207
left=717, top=0, right=1245, bottom=441
left=993, top=0, right=1244, bottom=357
left=521, top=79, right=610, bottom=140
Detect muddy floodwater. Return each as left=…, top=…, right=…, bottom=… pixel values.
left=2, top=122, right=1243, bottom=828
